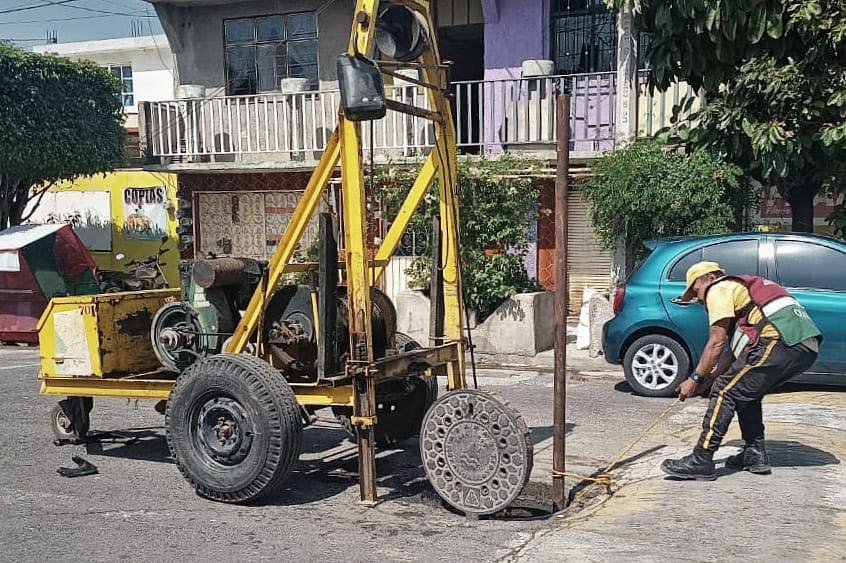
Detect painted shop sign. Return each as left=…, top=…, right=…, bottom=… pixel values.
left=123, top=186, right=168, bottom=241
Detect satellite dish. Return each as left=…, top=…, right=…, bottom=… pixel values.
left=375, top=5, right=429, bottom=62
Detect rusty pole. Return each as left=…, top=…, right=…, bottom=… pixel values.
left=552, top=88, right=571, bottom=512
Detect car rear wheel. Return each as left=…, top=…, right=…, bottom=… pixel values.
left=623, top=335, right=689, bottom=397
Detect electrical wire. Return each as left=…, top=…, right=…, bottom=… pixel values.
left=0, top=0, right=78, bottom=15
left=62, top=3, right=153, bottom=17
left=0, top=14, right=113, bottom=24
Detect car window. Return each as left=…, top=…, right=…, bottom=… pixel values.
left=702, top=240, right=759, bottom=276
left=667, top=240, right=759, bottom=281
left=667, top=249, right=702, bottom=281
left=775, top=240, right=846, bottom=291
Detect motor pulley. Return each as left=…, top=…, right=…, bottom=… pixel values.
left=375, top=4, right=429, bottom=62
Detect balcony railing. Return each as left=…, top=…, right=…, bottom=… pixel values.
left=141, top=72, right=618, bottom=166
left=637, top=71, right=705, bottom=138
left=454, top=72, right=615, bottom=153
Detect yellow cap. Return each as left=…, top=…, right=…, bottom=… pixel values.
left=681, top=261, right=724, bottom=301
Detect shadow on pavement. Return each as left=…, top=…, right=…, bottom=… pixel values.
left=529, top=424, right=574, bottom=445
left=772, top=381, right=846, bottom=395
left=83, top=427, right=171, bottom=464
left=613, top=381, right=634, bottom=394
left=721, top=439, right=840, bottom=467
left=76, top=421, right=436, bottom=507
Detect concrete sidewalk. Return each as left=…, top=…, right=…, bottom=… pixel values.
left=505, top=385, right=846, bottom=562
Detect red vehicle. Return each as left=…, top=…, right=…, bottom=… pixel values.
left=0, top=223, right=99, bottom=343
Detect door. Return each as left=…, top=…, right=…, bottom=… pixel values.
left=660, top=238, right=762, bottom=360
left=769, top=238, right=846, bottom=374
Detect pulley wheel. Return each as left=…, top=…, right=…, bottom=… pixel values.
left=151, top=302, right=206, bottom=372
left=420, top=389, right=533, bottom=516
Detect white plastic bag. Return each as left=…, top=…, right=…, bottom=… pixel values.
left=575, top=286, right=596, bottom=350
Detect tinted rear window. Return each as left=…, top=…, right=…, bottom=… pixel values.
left=668, top=240, right=759, bottom=281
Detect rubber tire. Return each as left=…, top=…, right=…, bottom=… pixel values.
left=623, top=334, right=690, bottom=398
left=165, top=354, right=303, bottom=503
left=333, top=333, right=438, bottom=446
left=52, top=398, right=92, bottom=442
left=50, top=404, right=78, bottom=441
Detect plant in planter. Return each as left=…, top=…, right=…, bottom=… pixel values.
left=374, top=155, right=545, bottom=321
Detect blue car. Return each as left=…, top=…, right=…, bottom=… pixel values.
left=602, top=232, right=846, bottom=397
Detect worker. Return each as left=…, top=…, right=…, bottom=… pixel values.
left=661, top=261, right=821, bottom=481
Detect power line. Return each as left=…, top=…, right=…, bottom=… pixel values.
left=0, top=7, right=158, bottom=25
left=0, top=13, right=113, bottom=25
left=0, top=0, right=78, bottom=15
left=62, top=3, right=154, bottom=17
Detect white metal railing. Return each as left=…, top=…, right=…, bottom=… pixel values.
left=143, top=72, right=618, bottom=162
left=453, top=72, right=616, bottom=152
left=637, top=70, right=705, bottom=137
left=145, top=86, right=435, bottom=162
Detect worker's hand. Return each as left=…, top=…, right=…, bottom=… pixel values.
left=678, top=378, right=698, bottom=402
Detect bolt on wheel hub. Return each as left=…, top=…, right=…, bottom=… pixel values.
left=421, top=389, right=532, bottom=516
left=196, top=397, right=253, bottom=465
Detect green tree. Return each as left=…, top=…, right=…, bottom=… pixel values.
left=0, top=45, right=126, bottom=229
left=618, top=0, right=846, bottom=232
left=581, top=139, right=745, bottom=271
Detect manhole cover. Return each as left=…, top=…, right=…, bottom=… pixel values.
left=420, top=389, right=533, bottom=516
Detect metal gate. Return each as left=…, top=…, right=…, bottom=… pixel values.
left=552, top=0, right=617, bottom=75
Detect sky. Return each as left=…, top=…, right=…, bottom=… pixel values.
left=0, top=0, right=165, bottom=47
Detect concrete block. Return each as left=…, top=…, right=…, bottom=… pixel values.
left=473, top=291, right=554, bottom=357
left=394, top=290, right=430, bottom=345
left=394, top=290, right=554, bottom=357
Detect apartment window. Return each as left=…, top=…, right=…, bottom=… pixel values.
left=551, top=0, right=617, bottom=74
left=224, top=12, right=319, bottom=95
left=108, top=64, right=134, bottom=106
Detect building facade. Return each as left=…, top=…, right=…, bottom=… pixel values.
left=141, top=0, right=677, bottom=308
left=34, top=35, right=176, bottom=136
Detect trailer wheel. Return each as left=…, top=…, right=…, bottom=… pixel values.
left=50, top=404, right=78, bottom=441
left=166, top=354, right=303, bottom=503
left=51, top=397, right=92, bottom=442
left=332, top=334, right=437, bottom=446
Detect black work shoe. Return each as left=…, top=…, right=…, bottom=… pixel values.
left=661, top=448, right=716, bottom=481
left=725, top=439, right=771, bottom=475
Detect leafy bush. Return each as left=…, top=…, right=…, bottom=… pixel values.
left=581, top=139, right=745, bottom=267
left=374, top=156, right=544, bottom=319
left=0, top=44, right=126, bottom=228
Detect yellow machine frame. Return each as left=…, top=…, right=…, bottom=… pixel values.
left=40, top=0, right=467, bottom=504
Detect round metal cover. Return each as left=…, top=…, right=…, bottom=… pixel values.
left=420, top=389, right=533, bottom=516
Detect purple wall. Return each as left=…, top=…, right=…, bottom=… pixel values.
left=482, top=0, right=552, bottom=81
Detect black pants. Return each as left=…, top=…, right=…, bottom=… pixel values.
left=697, top=337, right=818, bottom=452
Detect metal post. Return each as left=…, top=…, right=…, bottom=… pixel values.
left=552, top=90, right=571, bottom=512
left=430, top=215, right=444, bottom=348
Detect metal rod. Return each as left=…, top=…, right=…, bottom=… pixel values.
left=380, top=67, right=444, bottom=92
left=384, top=99, right=443, bottom=124
left=552, top=91, right=570, bottom=513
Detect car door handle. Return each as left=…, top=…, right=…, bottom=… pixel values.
left=671, top=297, right=695, bottom=307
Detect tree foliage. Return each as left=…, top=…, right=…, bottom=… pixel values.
left=581, top=140, right=744, bottom=265
left=616, top=0, right=846, bottom=231
left=0, top=45, right=126, bottom=229
left=374, top=156, right=544, bottom=319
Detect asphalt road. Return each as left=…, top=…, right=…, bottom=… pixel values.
left=5, top=345, right=844, bottom=562
left=0, top=346, right=670, bottom=562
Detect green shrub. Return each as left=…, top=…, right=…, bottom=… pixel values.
left=581, top=139, right=746, bottom=267
left=374, top=155, right=545, bottom=320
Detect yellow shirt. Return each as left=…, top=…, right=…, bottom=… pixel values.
left=705, top=280, right=779, bottom=339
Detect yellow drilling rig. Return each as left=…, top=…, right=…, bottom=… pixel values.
left=37, top=0, right=533, bottom=516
